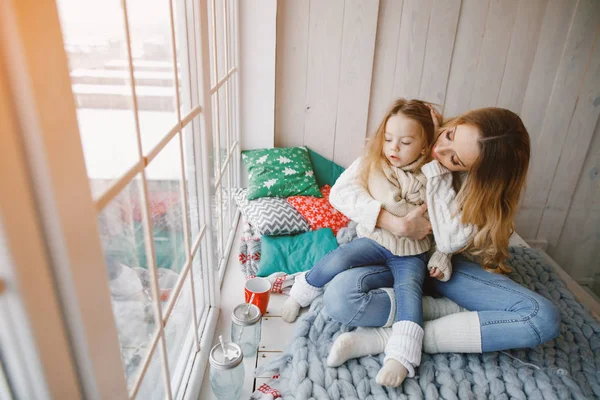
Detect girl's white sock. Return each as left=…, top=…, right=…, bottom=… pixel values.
left=281, top=297, right=302, bottom=322
left=281, top=272, right=323, bottom=323
left=327, top=327, right=391, bottom=367
left=327, top=310, right=481, bottom=366
left=375, top=360, right=408, bottom=387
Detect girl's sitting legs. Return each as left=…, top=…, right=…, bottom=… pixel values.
left=376, top=254, right=427, bottom=387
left=324, top=265, right=464, bottom=367
left=325, top=255, right=561, bottom=367
left=282, top=238, right=396, bottom=322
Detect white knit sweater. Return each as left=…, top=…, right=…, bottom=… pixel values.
left=362, top=159, right=431, bottom=256
left=330, top=158, right=476, bottom=260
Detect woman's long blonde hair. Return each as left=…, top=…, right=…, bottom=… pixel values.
left=444, top=108, right=531, bottom=273
left=359, top=98, right=435, bottom=184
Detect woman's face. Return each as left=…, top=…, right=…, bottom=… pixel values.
left=432, top=124, right=481, bottom=172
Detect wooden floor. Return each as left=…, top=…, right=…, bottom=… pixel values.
left=197, top=223, right=599, bottom=399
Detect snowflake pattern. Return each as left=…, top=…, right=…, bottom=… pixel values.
left=286, top=185, right=350, bottom=235
left=305, top=171, right=314, bottom=178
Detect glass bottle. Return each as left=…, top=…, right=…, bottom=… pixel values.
left=231, top=303, right=262, bottom=357
left=209, top=339, right=245, bottom=400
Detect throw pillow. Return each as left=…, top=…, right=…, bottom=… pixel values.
left=287, top=185, right=350, bottom=235
left=257, top=228, right=338, bottom=277
left=307, top=148, right=346, bottom=188
left=241, top=146, right=322, bottom=200
left=233, top=188, right=310, bottom=236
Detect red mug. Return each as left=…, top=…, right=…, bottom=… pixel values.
left=244, top=277, right=271, bottom=315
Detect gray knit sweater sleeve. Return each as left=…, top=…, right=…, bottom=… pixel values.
left=421, top=160, right=476, bottom=254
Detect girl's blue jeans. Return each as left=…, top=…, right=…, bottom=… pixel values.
left=306, top=238, right=427, bottom=325
left=322, top=253, right=561, bottom=352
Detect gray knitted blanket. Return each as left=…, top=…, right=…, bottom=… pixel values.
left=257, top=247, right=600, bottom=399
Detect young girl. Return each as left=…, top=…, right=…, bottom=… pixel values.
left=281, top=99, right=471, bottom=387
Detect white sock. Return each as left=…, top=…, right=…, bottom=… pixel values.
left=327, top=327, right=391, bottom=367
left=422, top=296, right=466, bottom=321
left=376, top=359, right=408, bottom=387
left=377, top=321, right=423, bottom=386
left=382, top=321, right=423, bottom=376
left=385, top=290, right=464, bottom=322
left=288, top=272, right=323, bottom=307
left=326, top=299, right=473, bottom=365
left=423, top=311, right=482, bottom=354
left=281, top=297, right=302, bottom=323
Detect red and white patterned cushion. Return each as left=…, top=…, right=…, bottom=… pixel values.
left=286, top=185, right=350, bottom=235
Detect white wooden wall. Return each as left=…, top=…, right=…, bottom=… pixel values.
left=274, top=0, right=600, bottom=282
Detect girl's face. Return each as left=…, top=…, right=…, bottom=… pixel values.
left=383, top=113, right=426, bottom=168
left=432, top=124, right=481, bottom=172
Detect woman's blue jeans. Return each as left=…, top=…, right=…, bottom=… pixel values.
left=323, top=254, right=561, bottom=352
left=306, top=238, right=427, bottom=325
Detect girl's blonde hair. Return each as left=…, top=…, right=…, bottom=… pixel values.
left=444, top=108, right=531, bottom=273
left=359, top=98, right=435, bottom=184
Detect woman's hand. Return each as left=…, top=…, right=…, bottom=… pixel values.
left=401, top=204, right=432, bottom=240
left=376, top=205, right=432, bottom=239
left=429, top=105, right=443, bottom=132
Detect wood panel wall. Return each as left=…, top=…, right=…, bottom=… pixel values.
left=274, top=0, right=600, bottom=282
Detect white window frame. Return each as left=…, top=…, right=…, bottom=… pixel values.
left=0, top=0, right=240, bottom=398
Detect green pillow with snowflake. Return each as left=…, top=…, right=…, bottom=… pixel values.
left=242, top=146, right=323, bottom=200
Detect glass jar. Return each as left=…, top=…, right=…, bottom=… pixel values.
left=231, top=303, right=262, bottom=357
left=209, top=341, right=245, bottom=400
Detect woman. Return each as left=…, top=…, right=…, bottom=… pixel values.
left=324, top=107, right=561, bottom=367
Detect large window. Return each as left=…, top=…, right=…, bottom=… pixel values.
left=46, top=0, right=239, bottom=397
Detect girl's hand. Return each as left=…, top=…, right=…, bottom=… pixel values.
left=400, top=204, right=431, bottom=240
left=429, top=267, right=444, bottom=280
left=429, top=105, right=443, bottom=132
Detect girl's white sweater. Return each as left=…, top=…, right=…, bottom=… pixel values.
left=329, top=158, right=475, bottom=256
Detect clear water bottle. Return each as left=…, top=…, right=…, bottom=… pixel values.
left=209, top=338, right=245, bottom=400
left=231, top=303, right=262, bottom=357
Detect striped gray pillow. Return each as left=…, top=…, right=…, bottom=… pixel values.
left=233, top=188, right=310, bottom=236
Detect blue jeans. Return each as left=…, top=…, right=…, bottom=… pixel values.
left=306, top=238, right=427, bottom=325
left=323, top=254, right=561, bottom=352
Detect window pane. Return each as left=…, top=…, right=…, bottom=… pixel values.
left=214, top=0, right=226, bottom=81
left=207, top=0, right=226, bottom=86
left=165, top=278, right=194, bottom=397
left=56, top=0, right=139, bottom=199
left=145, top=137, right=186, bottom=303
left=183, top=124, right=201, bottom=246
left=135, top=343, right=165, bottom=400
left=233, top=72, right=239, bottom=148
left=227, top=0, right=235, bottom=71
left=171, top=0, right=188, bottom=117
left=192, top=248, right=205, bottom=320
left=207, top=0, right=216, bottom=87
left=227, top=166, right=236, bottom=229
left=98, top=176, right=159, bottom=391
left=221, top=169, right=231, bottom=252
left=127, top=0, right=178, bottom=153
left=219, top=84, right=229, bottom=167
left=211, top=93, right=221, bottom=179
